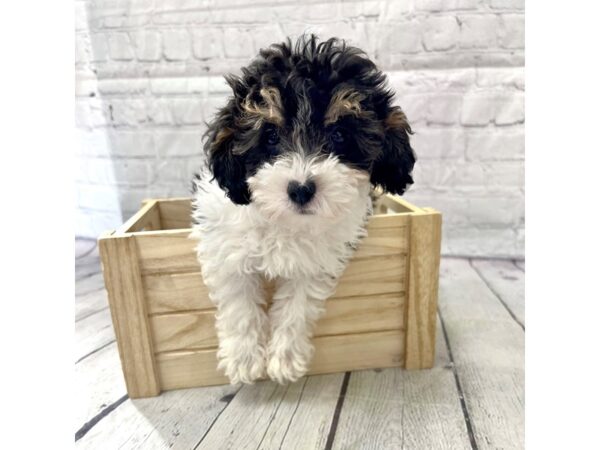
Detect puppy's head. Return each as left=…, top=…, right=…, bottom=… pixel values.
left=204, top=35, right=416, bottom=224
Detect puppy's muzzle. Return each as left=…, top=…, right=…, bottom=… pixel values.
left=287, top=180, right=316, bottom=206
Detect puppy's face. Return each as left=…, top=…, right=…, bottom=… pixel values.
left=204, top=36, right=416, bottom=225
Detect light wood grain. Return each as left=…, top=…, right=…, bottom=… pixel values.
left=157, top=198, right=192, bottom=230
left=118, top=199, right=161, bottom=234
left=471, top=259, right=525, bottom=327
left=143, top=272, right=212, bottom=313
left=75, top=307, right=115, bottom=362
left=198, top=374, right=344, bottom=450
left=438, top=258, right=524, bottom=450
left=156, top=329, right=404, bottom=390
left=404, top=209, right=442, bottom=369
left=76, top=383, right=238, bottom=449
left=75, top=272, right=109, bottom=321
left=332, top=317, right=471, bottom=450
left=75, top=342, right=126, bottom=432
left=150, top=292, right=404, bottom=353
left=98, top=233, right=160, bottom=398
left=134, top=215, right=408, bottom=276
left=380, top=194, right=423, bottom=213
left=143, top=254, right=406, bottom=315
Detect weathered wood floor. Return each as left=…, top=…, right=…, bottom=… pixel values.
left=75, top=238, right=524, bottom=449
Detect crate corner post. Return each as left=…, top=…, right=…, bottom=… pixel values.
left=98, top=232, right=161, bottom=398
left=404, top=208, right=442, bottom=370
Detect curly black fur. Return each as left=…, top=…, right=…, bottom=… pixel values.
left=201, top=34, right=416, bottom=205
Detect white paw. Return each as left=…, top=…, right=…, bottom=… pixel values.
left=267, top=348, right=312, bottom=384
left=217, top=343, right=266, bottom=385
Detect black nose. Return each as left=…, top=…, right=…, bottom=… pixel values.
left=287, top=180, right=316, bottom=206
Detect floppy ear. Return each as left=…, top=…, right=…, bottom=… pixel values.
left=205, top=108, right=251, bottom=205
left=370, top=107, right=416, bottom=195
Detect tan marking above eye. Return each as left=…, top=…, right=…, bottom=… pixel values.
left=324, top=89, right=369, bottom=125
left=240, top=87, right=284, bottom=127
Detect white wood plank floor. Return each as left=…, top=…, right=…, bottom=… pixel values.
left=74, top=238, right=525, bottom=450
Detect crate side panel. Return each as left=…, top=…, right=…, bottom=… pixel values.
left=158, top=199, right=192, bottom=230
left=135, top=231, right=200, bottom=275
left=143, top=253, right=407, bottom=314
left=156, top=329, right=404, bottom=390
left=150, top=292, right=405, bottom=353
left=143, top=272, right=212, bottom=314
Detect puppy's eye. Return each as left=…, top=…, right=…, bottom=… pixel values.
left=331, top=129, right=345, bottom=145
left=265, top=127, right=280, bottom=146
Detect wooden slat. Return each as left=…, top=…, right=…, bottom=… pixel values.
left=439, top=258, right=524, bottom=449
left=98, top=233, right=160, bottom=398
left=135, top=215, right=408, bottom=276
left=332, top=317, right=471, bottom=449
left=150, top=292, right=405, bottom=353
left=157, top=198, right=192, bottom=230
left=404, top=209, right=442, bottom=369
left=143, top=254, right=406, bottom=314
left=135, top=230, right=200, bottom=275
left=156, top=329, right=404, bottom=390
left=144, top=271, right=212, bottom=313
left=380, top=193, right=423, bottom=213
left=117, top=199, right=161, bottom=234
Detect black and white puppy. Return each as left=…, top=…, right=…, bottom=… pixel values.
left=191, top=35, right=416, bottom=385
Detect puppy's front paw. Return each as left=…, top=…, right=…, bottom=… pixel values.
left=217, top=342, right=266, bottom=385
left=266, top=343, right=313, bottom=384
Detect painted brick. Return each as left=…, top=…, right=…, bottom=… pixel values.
left=423, top=16, right=460, bottom=51
left=458, top=15, right=498, bottom=49
left=108, top=32, right=134, bottom=61
left=192, top=28, right=224, bottom=60
left=495, top=94, right=525, bottom=125
left=411, top=128, right=466, bottom=160
left=461, top=93, right=496, bottom=126
left=223, top=28, right=253, bottom=59
left=426, top=94, right=463, bottom=125
left=499, top=14, right=525, bottom=49
left=163, top=29, right=191, bottom=61
left=466, top=129, right=524, bottom=161
left=380, top=22, right=422, bottom=54
left=155, top=131, right=203, bottom=158
left=133, top=30, right=162, bottom=62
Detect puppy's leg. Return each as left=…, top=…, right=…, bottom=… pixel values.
left=266, top=275, right=334, bottom=384
left=210, top=273, right=268, bottom=384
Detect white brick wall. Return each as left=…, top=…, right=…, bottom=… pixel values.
left=75, top=0, right=525, bottom=258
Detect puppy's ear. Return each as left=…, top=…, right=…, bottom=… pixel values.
left=205, top=108, right=251, bottom=205
left=370, top=107, right=416, bottom=195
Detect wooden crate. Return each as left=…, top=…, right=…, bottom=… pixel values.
left=98, top=195, right=442, bottom=398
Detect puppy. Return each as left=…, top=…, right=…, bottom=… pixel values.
left=191, top=35, right=416, bottom=385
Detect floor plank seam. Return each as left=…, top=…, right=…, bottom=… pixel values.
left=469, top=259, right=525, bottom=331
left=76, top=269, right=102, bottom=283
left=76, top=339, right=116, bottom=365
left=76, top=284, right=106, bottom=298
left=76, top=305, right=110, bottom=323
left=192, top=385, right=243, bottom=449
left=323, top=371, right=351, bottom=450
left=512, top=259, right=525, bottom=272
left=277, top=377, right=308, bottom=450
left=75, top=394, right=128, bottom=442
left=255, top=383, right=292, bottom=450
left=439, top=310, right=479, bottom=450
